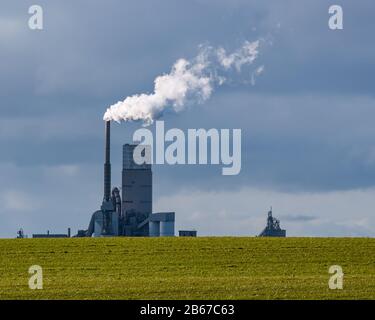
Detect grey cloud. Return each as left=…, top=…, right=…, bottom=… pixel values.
left=0, top=162, right=103, bottom=238
left=3, top=0, right=375, bottom=101
left=280, top=215, right=317, bottom=222
left=155, top=187, right=375, bottom=237
left=151, top=93, right=375, bottom=194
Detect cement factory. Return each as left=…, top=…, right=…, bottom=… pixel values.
left=23, top=121, right=286, bottom=238
left=75, top=121, right=176, bottom=237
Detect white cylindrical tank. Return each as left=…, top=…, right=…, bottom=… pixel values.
left=160, top=221, right=174, bottom=237
left=149, top=221, right=160, bottom=237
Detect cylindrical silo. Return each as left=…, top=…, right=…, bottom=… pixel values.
left=160, top=221, right=174, bottom=237
left=149, top=221, right=160, bottom=237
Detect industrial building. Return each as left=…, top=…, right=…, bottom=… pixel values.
left=121, top=144, right=153, bottom=236
left=148, top=212, right=175, bottom=237
left=79, top=122, right=175, bottom=237
left=179, top=230, right=197, bottom=237
left=258, top=208, right=286, bottom=237
left=25, top=123, right=292, bottom=239
left=33, top=228, right=71, bottom=238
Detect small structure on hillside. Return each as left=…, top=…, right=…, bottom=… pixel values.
left=258, top=207, right=286, bottom=237
left=179, top=230, right=197, bottom=237
left=16, top=228, right=26, bottom=238
left=32, top=228, right=71, bottom=238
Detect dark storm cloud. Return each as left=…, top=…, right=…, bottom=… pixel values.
left=2, top=0, right=374, bottom=101
left=151, top=92, right=375, bottom=195
left=1, top=0, right=374, bottom=177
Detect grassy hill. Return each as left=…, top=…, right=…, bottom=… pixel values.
left=0, top=237, right=374, bottom=299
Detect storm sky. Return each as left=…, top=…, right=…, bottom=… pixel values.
left=1, top=0, right=374, bottom=238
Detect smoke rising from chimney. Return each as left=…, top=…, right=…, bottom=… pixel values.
left=103, top=40, right=264, bottom=125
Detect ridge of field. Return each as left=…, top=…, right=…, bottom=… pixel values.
left=0, top=237, right=374, bottom=299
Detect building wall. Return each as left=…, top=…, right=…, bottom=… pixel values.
left=179, top=230, right=197, bottom=237
left=122, top=144, right=152, bottom=219
left=32, top=234, right=68, bottom=238
left=149, top=221, right=160, bottom=237
left=149, top=212, right=175, bottom=237
left=262, top=229, right=286, bottom=237
left=160, top=221, right=175, bottom=237
left=93, top=211, right=119, bottom=237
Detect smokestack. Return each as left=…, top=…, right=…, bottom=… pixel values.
left=104, top=121, right=111, bottom=202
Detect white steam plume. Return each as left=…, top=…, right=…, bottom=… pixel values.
left=216, top=40, right=260, bottom=71
left=103, top=40, right=263, bottom=125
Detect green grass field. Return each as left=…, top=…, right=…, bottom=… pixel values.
left=0, top=237, right=374, bottom=299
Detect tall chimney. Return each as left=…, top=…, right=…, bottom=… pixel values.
left=104, top=121, right=111, bottom=202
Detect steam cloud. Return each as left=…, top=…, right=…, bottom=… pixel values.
left=103, top=40, right=264, bottom=125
